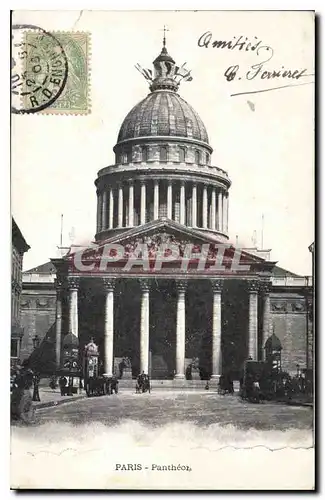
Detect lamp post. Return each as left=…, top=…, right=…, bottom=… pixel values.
left=31, top=335, right=41, bottom=402
left=32, top=335, right=40, bottom=349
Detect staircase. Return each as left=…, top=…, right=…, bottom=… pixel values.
left=118, top=379, right=219, bottom=390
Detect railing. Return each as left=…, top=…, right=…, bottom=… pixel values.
left=271, top=276, right=312, bottom=287
left=22, top=273, right=56, bottom=283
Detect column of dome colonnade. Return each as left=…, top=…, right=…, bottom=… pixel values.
left=95, top=179, right=229, bottom=234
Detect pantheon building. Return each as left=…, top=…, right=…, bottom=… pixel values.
left=20, top=39, right=313, bottom=382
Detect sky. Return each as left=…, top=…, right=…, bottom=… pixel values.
left=11, top=10, right=314, bottom=275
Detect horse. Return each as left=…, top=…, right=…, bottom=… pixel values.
left=136, top=374, right=151, bottom=393
left=86, top=376, right=107, bottom=397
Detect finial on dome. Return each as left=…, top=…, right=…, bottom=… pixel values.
left=135, top=31, right=194, bottom=93
left=162, top=25, right=169, bottom=48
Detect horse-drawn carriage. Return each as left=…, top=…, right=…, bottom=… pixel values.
left=239, top=359, right=312, bottom=403
left=217, top=374, right=234, bottom=395
left=136, top=372, right=151, bottom=393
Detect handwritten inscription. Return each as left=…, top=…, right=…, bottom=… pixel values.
left=198, top=31, right=270, bottom=53
left=198, top=31, right=310, bottom=93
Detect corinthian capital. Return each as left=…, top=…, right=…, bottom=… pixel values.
left=247, top=280, right=260, bottom=293
left=102, top=278, right=116, bottom=292
left=176, top=280, right=187, bottom=293
left=68, top=277, right=80, bottom=290
left=210, top=279, right=223, bottom=293
left=139, top=278, right=151, bottom=292
left=260, top=281, right=272, bottom=295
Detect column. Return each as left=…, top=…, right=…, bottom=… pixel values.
left=247, top=281, right=259, bottom=360
left=202, top=184, right=208, bottom=228
left=154, top=180, right=159, bottom=219
left=175, top=280, right=187, bottom=379
left=109, top=188, right=114, bottom=229
left=55, top=281, right=62, bottom=369
left=211, top=187, right=216, bottom=230
left=96, top=191, right=101, bottom=233
left=192, top=183, right=197, bottom=227
left=68, top=278, right=79, bottom=338
left=140, top=181, right=146, bottom=224
left=210, top=279, right=223, bottom=380
left=225, top=194, right=229, bottom=233
left=180, top=181, right=185, bottom=225
left=118, top=184, right=123, bottom=227
left=167, top=181, right=172, bottom=219
left=218, top=190, right=223, bottom=231
left=139, top=279, right=150, bottom=374
left=103, top=278, right=115, bottom=377
left=261, top=282, right=272, bottom=359
left=128, top=182, right=134, bottom=227
left=101, top=190, right=107, bottom=230
left=222, top=192, right=227, bottom=233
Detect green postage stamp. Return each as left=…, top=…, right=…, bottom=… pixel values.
left=21, top=31, right=90, bottom=114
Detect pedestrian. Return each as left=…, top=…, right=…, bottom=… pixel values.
left=111, top=375, right=119, bottom=394
left=32, top=372, right=41, bottom=402
left=59, top=375, right=67, bottom=396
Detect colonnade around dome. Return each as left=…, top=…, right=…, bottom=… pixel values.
left=96, top=178, right=229, bottom=237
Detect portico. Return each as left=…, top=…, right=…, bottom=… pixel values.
left=53, top=222, right=274, bottom=382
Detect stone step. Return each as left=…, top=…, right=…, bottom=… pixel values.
left=118, top=379, right=217, bottom=389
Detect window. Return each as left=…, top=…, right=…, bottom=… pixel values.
left=11, top=339, right=18, bottom=358
left=120, top=151, right=128, bottom=164
left=127, top=149, right=133, bottom=163
left=160, top=146, right=168, bottom=162
left=179, top=147, right=186, bottom=163
left=195, top=150, right=200, bottom=165
left=141, top=146, right=148, bottom=162
left=206, top=153, right=210, bottom=165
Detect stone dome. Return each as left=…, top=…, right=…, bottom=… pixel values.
left=116, top=91, right=209, bottom=145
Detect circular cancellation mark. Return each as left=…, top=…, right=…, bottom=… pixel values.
left=11, top=24, right=69, bottom=114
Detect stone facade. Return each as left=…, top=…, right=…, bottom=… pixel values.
left=270, top=291, right=313, bottom=375
left=19, top=263, right=57, bottom=364
left=11, top=218, right=30, bottom=363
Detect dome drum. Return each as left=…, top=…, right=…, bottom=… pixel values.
left=114, top=139, right=212, bottom=166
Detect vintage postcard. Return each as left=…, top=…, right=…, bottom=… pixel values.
left=10, top=10, right=315, bottom=490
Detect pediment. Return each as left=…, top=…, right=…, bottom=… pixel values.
left=63, top=219, right=274, bottom=275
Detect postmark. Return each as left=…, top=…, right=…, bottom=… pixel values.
left=11, top=25, right=91, bottom=115
left=11, top=24, right=68, bottom=114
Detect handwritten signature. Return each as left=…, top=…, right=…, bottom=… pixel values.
left=198, top=31, right=312, bottom=96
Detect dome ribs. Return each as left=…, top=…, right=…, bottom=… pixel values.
left=150, top=92, right=162, bottom=136
left=115, top=91, right=210, bottom=145
left=135, top=96, right=151, bottom=138
left=157, top=93, right=170, bottom=136
left=166, top=93, right=176, bottom=135
left=139, top=94, right=155, bottom=138
left=173, top=94, right=187, bottom=138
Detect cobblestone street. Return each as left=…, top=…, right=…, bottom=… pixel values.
left=11, top=390, right=314, bottom=490
left=35, top=390, right=313, bottom=430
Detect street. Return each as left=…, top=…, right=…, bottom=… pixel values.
left=11, top=391, right=314, bottom=490
left=35, top=390, right=313, bottom=430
